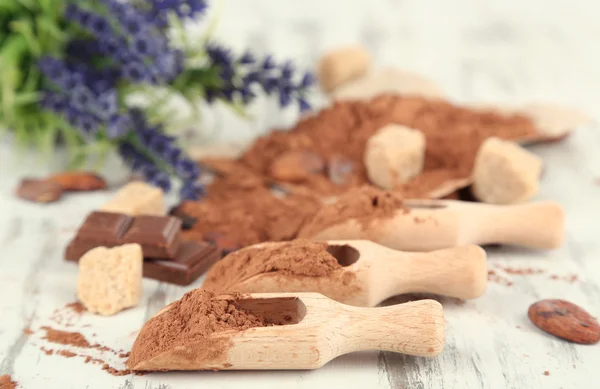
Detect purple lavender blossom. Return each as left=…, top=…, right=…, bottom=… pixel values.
left=150, top=0, right=208, bottom=25
left=202, top=43, right=313, bottom=110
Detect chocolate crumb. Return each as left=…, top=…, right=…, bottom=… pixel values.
left=544, top=371, right=550, bottom=376
left=40, top=347, right=54, bottom=355
left=119, top=352, right=130, bottom=358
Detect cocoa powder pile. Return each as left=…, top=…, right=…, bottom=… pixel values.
left=0, top=374, right=17, bottom=389
left=298, top=186, right=408, bottom=238
left=127, top=289, right=268, bottom=369
left=175, top=172, right=323, bottom=248
left=203, top=240, right=342, bottom=292
left=207, top=94, right=539, bottom=198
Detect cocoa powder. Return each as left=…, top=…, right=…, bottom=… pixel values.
left=202, top=240, right=342, bottom=292
left=0, top=374, right=17, bottom=389
left=175, top=177, right=322, bottom=248
left=298, top=186, right=407, bottom=238
left=127, top=289, right=268, bottom=370
left=227, top=94, right=539, bottom=197
left=41, top=326, right=91, bottom=348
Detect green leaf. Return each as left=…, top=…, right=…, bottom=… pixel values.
left=0, top=34, right=28, bottom=65
left=36, top=15, right=66, bottom=47
left=0, top=1, right=23, bottom=14
left=15, top=0, right=36, bottom=11
left=21, top=66, right=40, bottom=92
left=13, top=91, right=39, bottom=106
left=39, top=0, right=62, bottom=21
left=10, top=19, right=41, bottom=56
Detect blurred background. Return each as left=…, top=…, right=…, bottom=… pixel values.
left=202, top=0, right=600, bottom=141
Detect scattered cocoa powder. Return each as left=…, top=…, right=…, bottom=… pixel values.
left=66, top=302, right=87, bottom=314
left=298, top=186, right=407, bottom=238
left=58, top=350, right=77, bottom=358
left=41, top=327, right=91, bottom=348
left=23, top=327, right=33, bottom=335
left=119, top=352, right=130, bottom=358
left=499, top=266, right=545, bottom=275
left=102, top=364, right=132, bottom=376
left=549, top=274, right=579, bottom=283
left=40, top=346, right=54, bottom=355
left=49, top=302, right=87, bottom=327
left=0, top=374, right=17, bottom=389
left=127, top=289, right=269, bottom=370
left=487, top=270, right=514, bottom=286
left=202, top=240, right=342, bottom=292
left=209, top=95, right=539, bottom=198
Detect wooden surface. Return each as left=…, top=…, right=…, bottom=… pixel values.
left=1, top=0, right=600, bottom=387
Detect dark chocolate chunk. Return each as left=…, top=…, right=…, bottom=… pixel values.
left=77, top=212, right=133, bottom=241
left=120, top=215, right=181, bottom=258
left=16, top=178, right=63, bottom=203
left=65, top=212, right=182, bottom=261
left=143, top=241, right=221, bottom=285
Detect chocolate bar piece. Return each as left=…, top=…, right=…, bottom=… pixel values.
left=65, top=211, right=181, bottom=261
left=77, top=212, right=133, bottom=243
left=144, top=241, right=221, bottom=286
left=120, top=216, right=181, bottom=258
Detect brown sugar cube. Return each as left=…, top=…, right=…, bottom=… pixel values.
left=364, top=124, right=426, bottom=189
left=317, top=45, right=371, bottom=93
left=472, top=137, right=543, bottom=204
left=77, top=244, right=143, bottom=316
left=100, top=181, right=165, bottom=216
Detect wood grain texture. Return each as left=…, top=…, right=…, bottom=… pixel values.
left=1, top=0, right=600, bottom=387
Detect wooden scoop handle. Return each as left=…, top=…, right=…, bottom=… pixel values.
left=460, top=201, right=564, bottom=249
left=373, top=245, right=488, bottom=304
left=339, top=299, right=444, bottom=357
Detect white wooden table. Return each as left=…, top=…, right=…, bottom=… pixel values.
left=1, top=0, right=600, bottom=387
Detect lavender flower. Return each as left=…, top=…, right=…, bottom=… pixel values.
left=202, top=43, right=313, bottom=110
left=122, top=109, right=203, bottom=195
left=66, top=3, right=184, bottom=84
left=149, top=0, right=208, bottom=25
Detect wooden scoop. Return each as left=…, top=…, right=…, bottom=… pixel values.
left=131, top=292, right=445, bottom=371
left=211, top=240, right=487, bottom=306
left=299, top=200, right=564, bottom=251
